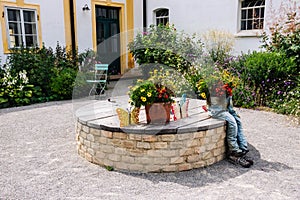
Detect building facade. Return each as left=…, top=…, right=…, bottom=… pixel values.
left=0, top=0, right=294, bottom=74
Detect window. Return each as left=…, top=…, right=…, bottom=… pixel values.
left=155, top=9, right=169, bottom=26
left=5, top=7, right=38, bottom=48
left=240, top=0, right=265, bottom=30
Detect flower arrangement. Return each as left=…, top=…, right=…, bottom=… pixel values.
left=197, top=68, right=239, bottom=102
left=128, top=79, right=175, bottom=108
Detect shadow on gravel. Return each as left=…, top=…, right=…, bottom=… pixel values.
left=121, top=144, right=292, bottom=188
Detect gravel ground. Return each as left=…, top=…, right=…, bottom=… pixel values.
left=0, top=94, right=299, bottom=199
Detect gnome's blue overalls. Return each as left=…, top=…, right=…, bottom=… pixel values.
left=208, top=96, right=248, bottom=154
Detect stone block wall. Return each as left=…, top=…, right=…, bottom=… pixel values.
left=76, top=122, right=226, bottom=173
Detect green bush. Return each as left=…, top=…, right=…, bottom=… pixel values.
left=225, top=52, right=298, bottom=114
left=50, top=67, right=78, bottom=100
left=270, top=77, right=300, bottom=118
left=4, top=43, right=80, bottom=106
left=128, top=24, right=203, bottom=77
left=0, top=67, right=34, bottom=108
left=7, top=45, right=55, bottom=98
left=261, top=0, right=300, bottom=67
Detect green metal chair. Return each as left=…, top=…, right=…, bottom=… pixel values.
left=86, top=64, right=109, bottom=98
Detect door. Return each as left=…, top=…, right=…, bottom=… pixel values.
left=95, top=6, right=120, bottom=75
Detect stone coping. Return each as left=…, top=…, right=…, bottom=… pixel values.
left=75, top=97, right=225, bottom=134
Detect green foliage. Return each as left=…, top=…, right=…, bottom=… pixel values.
left=72, top=71, right=94, bottom=98
left=7, top=45, right=55, bottom=97
left=129, top=78, right=175, bottom=108
left=105, top=165, right=114, bottom=171
left=224, top=52, right=299, bottom=114
left=128, top=24, right=203, bottom=77
left=270, top=76, right=300, bottom=119
left=147, top=68, right=195, bottom=97
left=261, top=0, right=300, bottom=67
left=50, top=67, right=78, bottom=100
left=202, top=29, right=235, bottom=65
left=129, top=80, right=158, bottom=107
left=3, top=43, right=80, bottom=107
left=0, top=67, right=34, bottom=108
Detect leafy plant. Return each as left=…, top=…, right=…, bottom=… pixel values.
left=128, top=24, right=203, bottom=77
left=129, top=79, right=175, bottom=108
left=50, top=67, right=78, bottom=100
left=0, top=67, right=34, bottom=108
left=147, top=68, right=195, bottom=97
left=5, top=42, right=80, bottom=104
left=202, top=29, right=235, bottom=65
left=261, top=0, right=300, bottom=66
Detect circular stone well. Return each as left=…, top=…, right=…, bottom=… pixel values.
left=76, top=98, right=226, bottom=173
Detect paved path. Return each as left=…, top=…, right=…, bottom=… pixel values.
left=0, top=93, right=299, bottom=199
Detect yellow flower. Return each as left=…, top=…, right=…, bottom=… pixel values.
left=140, top=89, right=145, bottom=92
left=200, top=92, right=206, bottom=99
left=141, top=97, right=147, bottom=102
left=147, top=92, right=152, bottom=97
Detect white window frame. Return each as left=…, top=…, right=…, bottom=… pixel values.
left=4, top=6, right=39, bottom=49
left=154, top=8, right=169, bottom=26
left=240, top=0, right=265, bottom=31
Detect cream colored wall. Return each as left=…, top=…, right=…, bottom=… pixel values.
left=142, top=0, right=290, bottom=54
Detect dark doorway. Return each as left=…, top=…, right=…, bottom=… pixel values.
left=95, top=5, right=120, bottom=75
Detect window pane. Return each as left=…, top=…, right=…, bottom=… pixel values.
left=255, top=8, right=260, bottom=18
left=247, top=20, right=253, bottom=30
left=241, top=10, right=247, bottom=19
left=248, top=9, right=253, bottom=19
left=261, top=7, right=264, bottom=18
left=7, top=9, right=20, bottom=21
left=109, top=9, right=118, bottom=19
left=156, top=9, right=168, bottom=17
left=253, top=19, right=259, bottom=29
left=259, top=19, right=264, bottom=29
left=10, top=34, right=22, bottom=47
left=241, top=21, right=246, bottom=30
left=249, top=1, right=256, bottom=7
left=96, top=23, right=104, bottom=45
left=100, top=8, right=106, bottom=18
left=9, top=22, right=22, bottom=34
left=24, top=23, right=37, bottom=34
left=164, top=18, right=169, bottom=25
left=23, top=10, right=36, bottom=22
left=25, top=35, right=37, bottom=47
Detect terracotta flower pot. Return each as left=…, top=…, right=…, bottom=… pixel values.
left=145, top=102, right=171, bottom=124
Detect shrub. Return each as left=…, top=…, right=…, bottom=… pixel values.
left=50, top=67, right=78, bottom=100
left=261, top=0, right=300, bottom=66
left=0, top=67, right=34, bottom=108
left=128, top=24, right=203, bottom=77
left=270, top=76, right=300, bottom=118
left=202, top=29, right=235, bottom=65
left=224, top=51, right=298, bottom=112
left=5, top=43, right=80, bottom=104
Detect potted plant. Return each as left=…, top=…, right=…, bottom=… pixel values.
left=128, top=79, right=175, bottom=124
left=197, top=68, right=239, bottom=110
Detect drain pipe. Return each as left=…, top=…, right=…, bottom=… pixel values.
left=143, top=0, right=147, bottom=29
left=69, top=0, right=76, bottom=53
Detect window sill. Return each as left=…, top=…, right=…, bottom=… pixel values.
left=234, top=30, right=264, bottom=38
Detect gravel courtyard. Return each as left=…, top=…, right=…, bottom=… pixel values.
left=0, top=97, right=299, bottom=199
